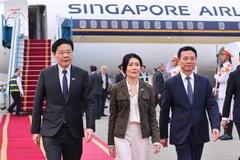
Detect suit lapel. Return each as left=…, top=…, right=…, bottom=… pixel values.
left=175, top=74, right=191, bottom=106
left=192, top=73, right=200, bottom=105
left=120, top=79, right=130, bottom=100
left=138, top=80, right=145, bottom=99
left=65, top=65, right=77, bottom=103
left=52, top=65, right=65, bottom=103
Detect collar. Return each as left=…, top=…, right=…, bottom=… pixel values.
left=126, top=79, right=139, bottom=91
left=58, top=64, right=71, bottom=74
left=180, top=71, right=194, bottom=81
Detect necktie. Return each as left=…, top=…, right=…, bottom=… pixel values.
left=186, top=77, right=193, bottom=104
left=62, top=70, right=68, bottom=100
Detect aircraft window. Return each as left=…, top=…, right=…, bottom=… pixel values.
left=154, top=21, right=161, bottom=29
left=90, top=20, right=97, bottom=28
left=177, top=21, right=184, bottom=29
left=197, top=22, right=204, bottom=30
left=166, top=21, right=172, bottom=29
left=187, top=22, right=193, bottom=30
left=111, top=21, right=118, bottom=29
left=218, top=22, right=225, bottom=30
left=144, top=21, right=150, bottom=29
left=132, top=21, right=139, bottom=29
left=101, top=20, right=108, bottom=29
left=238, top=23, right=240, bottom=29
left=79, top=20, right=86, bottom=28
left=121, top=21, right=128, bottom=29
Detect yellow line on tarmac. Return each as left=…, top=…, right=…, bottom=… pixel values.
left=1, top=114, right=10, bottom=160
left=28, top=115, right=46, bottom=159
left=91, top=137, right=110, bottom=155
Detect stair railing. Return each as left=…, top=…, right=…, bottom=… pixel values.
left=6, top=10, right=21, bottom=95
left=55, top=14, right=73, bottom=40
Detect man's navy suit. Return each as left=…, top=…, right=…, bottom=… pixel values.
left=160, top=73, right=220, bottom=160
left=90, top=72, right=102, bottom=118
left=222, top=69, right=240, bottom=138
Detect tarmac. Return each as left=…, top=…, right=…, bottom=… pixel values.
left=0, top=97, right=239, bottom=160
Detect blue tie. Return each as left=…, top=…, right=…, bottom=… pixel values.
left=62, top=70, right=68, bottom=100
left=186, top=77, right=193, bottom=104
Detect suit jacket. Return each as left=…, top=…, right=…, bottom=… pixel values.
left=31, top=64, right=95, bottom=138
left=153, top=70, right=164, bottom=96
left=160, top=73, right=220, bottom=145
left=115, top=72, right=125, bottom=83
left=222, top=69, right=240, bottom=123
left=90, top=72, right=102, bottom=95
left=108, top=79, right=160, bottom=145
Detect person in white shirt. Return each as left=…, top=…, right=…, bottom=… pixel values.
left=8, top=68, right=24, bottom=116
left=108, top=53, right=160, bottom=160
left=214, top=47, right=234, bottom=140
left=166, top=55, right=181, bottom=77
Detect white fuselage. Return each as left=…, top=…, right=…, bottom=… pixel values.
left=1, top=0, right=240, bottom=85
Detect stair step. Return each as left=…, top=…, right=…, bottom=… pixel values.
left=22, top=81, right=38, bottom=86
left=22, top=70, right=41, bottom=76
left=24, top=44, right=51, bottom=47
left=23, top=61, right=51, bottom=66
left=22, top=85, right=37, bottom=91
left=21, top=107, right=46, bottom=112
left=25, top=39, right=51, bottom=43
left=22, top=76, right=40, bottom=81
left=23, top=65, right=49, bottom=70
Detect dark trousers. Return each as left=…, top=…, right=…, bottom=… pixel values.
left=42, top=126, right=82, bottom=160
left=9, top=92, right=21, bottom=115
left=94, top=94, right=101, bottom=118
left=101, top=89, right=108, bottom=116
left=235, top=123, right=240, bottom=139
left=175, top=127, right=204, bottom=160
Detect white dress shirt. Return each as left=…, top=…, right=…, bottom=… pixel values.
left=180, top=72, right=194, bottom=94
left=16, top=75, right=23, bottom=95
left=126, top=80, right=140, bottom=123
left=58, top=65, right=71, bottom=92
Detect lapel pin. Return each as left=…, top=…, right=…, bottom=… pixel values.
left=72, top=78, right=76, bottom=80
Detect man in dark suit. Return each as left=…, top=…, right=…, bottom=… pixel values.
left=89, top=65, right=102, bottom=119
left=31, top=38, right=95, bottom=160
left=153, top=63, right=165, bottom=107
left=100, top=65, right=110, bottom=117
left=221, top=67, right=240, bottom=159
left=160, top=46, right=220, bottom=160
left=115, top=64, right=125, bottom=83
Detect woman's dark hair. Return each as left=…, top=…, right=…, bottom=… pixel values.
left=122, top=53, right=143, bottom=74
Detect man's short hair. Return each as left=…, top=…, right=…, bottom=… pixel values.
left=156, top=63, right=164, bottom=68
left=52, top=38, right=74, bottom=53
left=177, top=46, right=197, bottom=58
left=101, top=65, right=108, bottom=70
left=142, top=65, right=146, bottom=69
left=90, top=65, right=97, bottom=72
left=14, top=68, right=20, bottom=73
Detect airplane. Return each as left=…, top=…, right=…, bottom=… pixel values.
left=1, top=0, right=240, bottom=87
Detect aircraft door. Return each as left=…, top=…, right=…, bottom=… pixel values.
left=28, top=5, right=46, bottom=39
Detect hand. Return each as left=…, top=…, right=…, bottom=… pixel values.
left=158, top=94, right=161, bottom=99
left=160, top=138, right=168, bottom=147
left=153, top=143, right=161, bottom=154
left=212, top=129, right=219, bottom=142
left=221, top=120, right=228, bottom=128
left=20, top=93, right=24, bottom=97
left=109, top=146, right=116, bottom=158
left=32, top=134, right=41, bottom=145
left=84, top=129, right=94, bottom=142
